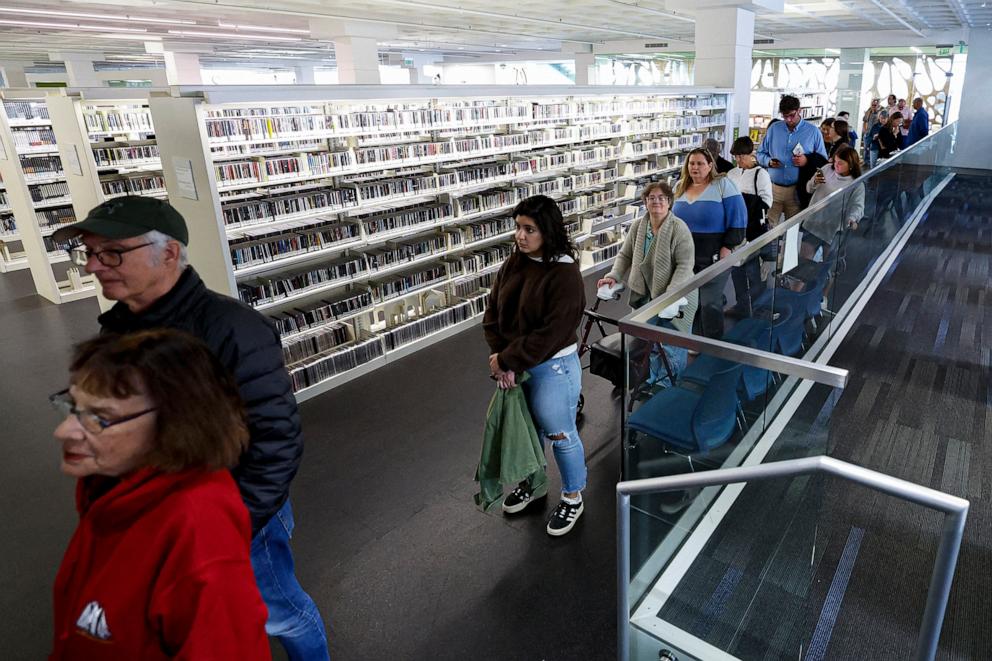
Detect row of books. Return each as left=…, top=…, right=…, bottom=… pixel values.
left=230, top=219, right=361, bottom=270
left=3, top=101, right=49, bottom=121
left=381, top=295, right=486, bottom=352
left=93, top=145, right=160, bottom=167
left=204, top=96, right=727, bottom=144
left=20, top=155, right=63, bottom=177
left=36, top=206, right=76, bottom=229
left=205, top=115, right=333, bottom=143
left=101, top=174, right=167, bottom=197
left=271, top=289, right=374, bottom=337
left=237, top=254, right=368, bottom=306
left=10, top=129, right=56, bottom=149
left=365, top=234, right=450, bottom=273
left=283, top=321, right=353, bottom=368
left=84, top=108, right=154, bottom=134
left=287, top=334, right=384, bottom=391
left=29, top=180, right=70, bottom=202
left=0, top=216, right=15, bottom=234
left=222, top=188, right=359, bottom=229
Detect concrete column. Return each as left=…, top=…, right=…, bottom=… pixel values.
left=692, top=7, right=754, bottom=138
left=50, top=52, right=103, bottom=87
left=332, top=37, right=380, bottom=84
left=837, top=48, right=869, bottom=121
left=404, top=54, right=441, bottom=85
left=294, top=63, right=316, bottom=85
left=0, top=61, right=29, bottom=88
left=163, top=52, right=202, bottom=85
left=311, top=19, right=394, bottom=85
left=952, top=29, right=992, bottom=170
left=574, top=53, right=596, bottom=85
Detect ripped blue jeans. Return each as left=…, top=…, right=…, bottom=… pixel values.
left=522, top=351, right=587, bottom=495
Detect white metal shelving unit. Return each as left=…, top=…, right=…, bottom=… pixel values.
left=0, top=90, right=97, bottom=303
left=139, top=84, right=729, bottom=400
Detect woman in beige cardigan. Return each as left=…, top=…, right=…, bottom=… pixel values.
left=597, top=181, right=697, bottom=383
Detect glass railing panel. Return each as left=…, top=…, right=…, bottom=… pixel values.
left=620, top=328, right=844, bottom=580
left=628, top=473, right=948, bottom=661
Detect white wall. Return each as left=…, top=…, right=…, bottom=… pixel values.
left=952, top=31, right=991, bottom=170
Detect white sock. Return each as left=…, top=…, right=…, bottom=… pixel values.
left=562, top=494, right=582, bottom=505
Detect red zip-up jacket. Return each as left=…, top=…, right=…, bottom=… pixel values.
left=51, top=467, right=271, bottom=660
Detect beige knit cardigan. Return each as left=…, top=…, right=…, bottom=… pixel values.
left=606, top=211, right=698, bottom=333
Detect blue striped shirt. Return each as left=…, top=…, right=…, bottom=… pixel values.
left=756, top=119, right=828, bottom=186
left=673, top=177, right=748, bottom=271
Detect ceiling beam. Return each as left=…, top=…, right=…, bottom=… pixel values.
left=156, top=0, right=606, bottom=46
left=863, top=0, right=926, bottom=36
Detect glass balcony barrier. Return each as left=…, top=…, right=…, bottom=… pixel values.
left=609, top=122, right=963, bottom=660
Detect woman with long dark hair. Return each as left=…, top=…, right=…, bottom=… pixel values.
left=483, top=195, right=588, bottom=536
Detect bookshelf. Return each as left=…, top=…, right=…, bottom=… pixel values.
left=144, top=84, right=729, bottom=401
left=0, top=90, right=96, bottom=303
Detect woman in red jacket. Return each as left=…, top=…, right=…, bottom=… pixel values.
left=483, top=195, right=588, bottom=536
left=49, top=329, right=270, bottom=660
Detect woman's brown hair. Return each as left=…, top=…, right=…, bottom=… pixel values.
left=833, top=145, right=862, bottom=179
left=640, top=181, right=674, bottom=207
left=674, top=148, right=718, bottom=198
left=70, top=330, right=249, bottom=471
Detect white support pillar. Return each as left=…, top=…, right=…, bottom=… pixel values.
left=163, top=52, right=203, bottom=85
left=50, top=52, right=104, bottom=87
left=837, top=48, right=869, bottom=121
left=294, top=63, right=317, bottom=85
left=953, top=29, right=992, bottom=170
left=332, top=37, right=380, bottom=85
left=0, top=61, right=29, bottom=88
left=311, top=20, right=394, bottom=85
left=404, top=54, right=441, bottom=85
left=692, top=7, right=754, bottom=139
left=574, top=53, right=596, bottom=86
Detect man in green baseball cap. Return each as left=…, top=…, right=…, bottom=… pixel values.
left=53, top=196, right=189, bottom=312
left=58, top=195, right=329, bottom=658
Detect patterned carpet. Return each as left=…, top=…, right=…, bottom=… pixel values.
left=650, top=172, right=991, bottom=660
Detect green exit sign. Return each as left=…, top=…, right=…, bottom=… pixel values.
left=936, top=46, right=952, bottom=56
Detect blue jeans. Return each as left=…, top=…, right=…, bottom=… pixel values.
left=647, top=317, right=688, bottom=388
left=250, top=500, right=330, bottom=660
left=523, top=352, right=587, bottom=495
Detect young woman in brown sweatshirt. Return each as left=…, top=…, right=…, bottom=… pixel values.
left=483, top=195, right=588, bottom=536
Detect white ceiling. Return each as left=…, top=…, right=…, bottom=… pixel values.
left=0, top=0, right=986, bottom=67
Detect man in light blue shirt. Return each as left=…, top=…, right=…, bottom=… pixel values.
left=756, top=95, right=828, bottom=228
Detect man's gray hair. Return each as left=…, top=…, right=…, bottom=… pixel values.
left=704, top=138, right=722, bottom=157
left=145, top=229, right=188, bottom=268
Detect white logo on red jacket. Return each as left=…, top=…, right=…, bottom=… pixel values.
left=76, top=601, right=112, bottom=641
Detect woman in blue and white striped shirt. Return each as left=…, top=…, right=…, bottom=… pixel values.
left=672, top=148, right=748, bottom=339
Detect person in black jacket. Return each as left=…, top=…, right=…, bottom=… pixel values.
left=53, top=196, right=329, bottom=661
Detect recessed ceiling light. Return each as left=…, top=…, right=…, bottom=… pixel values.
left=168, top=30, right=302, bottom=42
left=0, top=5, right=195, bottom=25
left=0, top=18, right=147, bottom=32
left=217, top=22, right=310, bottom=34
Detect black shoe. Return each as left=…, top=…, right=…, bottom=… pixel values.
left=502, top=484, right=545, bottom=514
left=547, top=499, right=584, bottom=536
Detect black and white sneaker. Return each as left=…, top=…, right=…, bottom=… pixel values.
left=502, top=484, right=545, bottom=514
left=547, top=499, right=584, bottom=536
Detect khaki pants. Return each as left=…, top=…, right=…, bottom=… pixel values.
left=768, top=183, right=801, bottom=228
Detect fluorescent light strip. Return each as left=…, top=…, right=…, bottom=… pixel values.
left=0, top=18, right=147, bottom=33
left=217, top=22, right=310, bottom=34
left=0, top=6, right=196, bottom=25
left=168, top=30, right=302, bottom=42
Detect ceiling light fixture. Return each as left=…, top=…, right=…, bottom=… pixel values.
left=0, top=6, right=196, bottom=25
left=167, top=30, right=303, bottom=42
left=216, top=22, right=310, bottom=34
left=0, top=18, right=148, bottom=33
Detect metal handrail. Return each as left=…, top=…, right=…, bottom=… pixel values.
left=620, top=121, right=957, bottom=328
left=616, top=455, right=969, bottom=661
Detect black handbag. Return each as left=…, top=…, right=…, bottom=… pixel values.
left=741, top=167, right=769, bottom=241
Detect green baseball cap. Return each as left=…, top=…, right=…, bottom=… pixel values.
left=52, top=196, right=189, bottom=245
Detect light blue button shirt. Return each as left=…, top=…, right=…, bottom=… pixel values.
left=756, top=119, right=828, bottom=187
